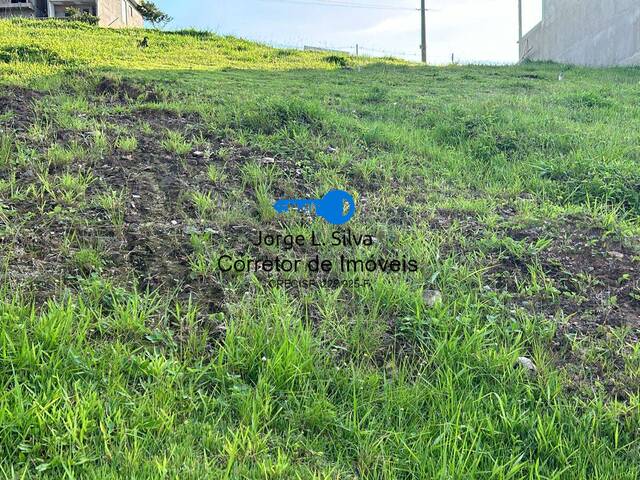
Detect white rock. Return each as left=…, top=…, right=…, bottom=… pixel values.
left=516, top=356, right=537, bottom=376
left=422, top=289, right=443, bottom=307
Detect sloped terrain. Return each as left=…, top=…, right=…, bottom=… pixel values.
left=1, top=19, right=640, bottom=479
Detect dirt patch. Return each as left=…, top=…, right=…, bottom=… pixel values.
left=92, top=126, right=225, bottom=313
left=0, top=86, right=42, bottom=133
left=96, top=76, right=162, bottom=103
left=491, top=220, right=639, bottom=330
left=1, top=84, right=313, bottom=320
left=1, top=88, right=218, bottom=313
left=485, top=217, right=640, bottom=398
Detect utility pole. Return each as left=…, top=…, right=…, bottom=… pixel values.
left=517, top=0, right=523, bottom=61
left=420, top=0, right=427, bottom=63
left=518, top=0, right=523, bottom=43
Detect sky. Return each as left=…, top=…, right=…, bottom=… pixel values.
left=154, top=0, right=542, bottom=64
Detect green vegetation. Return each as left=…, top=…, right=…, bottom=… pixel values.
left=64, top=7, right=99, bottom=26
left=136, top=0, right=173, bottom=28
left=1, top=19, right=640, bottom=479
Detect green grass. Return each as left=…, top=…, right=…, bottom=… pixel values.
left=1, top=18, right=640, bottom=479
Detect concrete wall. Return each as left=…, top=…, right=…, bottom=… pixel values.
left=521, top=0, right=640, bottom=66
left=97, top=0, right=142, bottom=28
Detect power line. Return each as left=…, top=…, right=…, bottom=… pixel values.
left=256, top=0, right=418, bottom=11
left=307, top=0, right=415, bottom=6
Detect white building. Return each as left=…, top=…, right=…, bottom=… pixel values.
left=0, top=0, right=143, bottom=27
left=520, top=0, right=640, bottom=66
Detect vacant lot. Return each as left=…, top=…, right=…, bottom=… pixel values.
left=1, top=19, right=640, bottom=479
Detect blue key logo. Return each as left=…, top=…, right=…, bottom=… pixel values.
left=273, top=190, right=356, bottom=225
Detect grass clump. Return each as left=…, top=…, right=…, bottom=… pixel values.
left=162, top=130, right=191, bottom=155
left=72, top=247, right=103, bottom=274
left=207, top=163, right=227, bottom=185
left=57, top=171, right=93, bottom=203
left=0, top=133, right=13, bottom=167
left=191, top=190, right=215, bottom=219
left=0, top=44, right=68, bottom=65
left=46, top=142, right=85, bottom=167
left=95, top=189, right=125, bottom=227
left=115, top=135, right=138, bottom=152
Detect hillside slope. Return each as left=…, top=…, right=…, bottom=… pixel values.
left=1, top=19, right=640, bottom=479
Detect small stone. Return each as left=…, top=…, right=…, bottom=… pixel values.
left=516, top=356, right=537, bottom=376
left=608, top=251, right=624, bottom=260
left=171, top=220, right=178, bottom=226
left=422, top=289, right=442, bottom=307
left=325, top=146, right=338, bottom=154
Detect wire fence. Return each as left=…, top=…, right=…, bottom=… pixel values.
left=271, top=41, right=422, bottom=60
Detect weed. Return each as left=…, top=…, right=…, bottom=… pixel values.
left=324, top=55, right=349, bottom=68
left=139, top=121, right=153, bottom=135
left=191, top=190, right=215, bottom=219
left=0, top=44, right=68, bottom=65
left=95, top=189, right=125, bottom=227
left=46, top=142, right=85, bottom=167
left=0, top=133, right=12, bottom=167
left=116, top=135, right=138, bottom=152
left=241, top=161, right=279, bottom=190
left=72, top=247, right=103, bottom=274
left=57, top=170, right=93, bottom=203
left=217, top=146, right=233, bottom=161
left=255, top=183, right=275, bottom=221
left=162, top=130, right=191, bottom=155
left=27, top=120, right=54, bottom=143
left=207, top=164, right=227, bottom=185
left=91, top=129, right=110, bottom=155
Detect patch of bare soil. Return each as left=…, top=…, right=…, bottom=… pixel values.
left=95, top=76, right=162, bottom=104
left=1, top=86, right=215, bottom=313
left=1, top=84, right=309, bottom=318
left=486, top=217, right=640, bottom=398
left=0, top=86, right=42, bottom=132
left=97, top=132, right=224, bottom=313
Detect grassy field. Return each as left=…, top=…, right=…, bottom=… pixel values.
left=1, top=18, right=640, bottom=479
